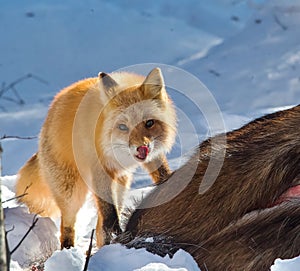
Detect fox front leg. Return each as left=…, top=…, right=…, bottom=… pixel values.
left=93, top=175, right=123, bottom=247
left=94, top=196, right=122, bottom=247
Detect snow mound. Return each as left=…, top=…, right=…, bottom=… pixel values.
left=271, top=256, right=300, bottom=271
left=87, top=244, right=200, bottom=271
left=44, top=247, right=85, bottom=271
left=10, top=260, right=23, bottom=271
left=4, top=206, right=59, bottom=267
left=135, top=262, right=190, bottom=271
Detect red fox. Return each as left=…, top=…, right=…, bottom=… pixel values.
left=119, top=104, right=300, bottom=271
left=16, top=68, right=177, bottom=248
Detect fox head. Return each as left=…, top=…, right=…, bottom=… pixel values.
left=97, top=68, right=177, bottom=170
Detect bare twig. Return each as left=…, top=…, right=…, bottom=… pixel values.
left=10, top=214, right=39, bottom=255
left=0, top=73, right=49, bottom=107
left=0, top=142, right=2, bottom=176
left=209, top=69, right=221, bottom=77
left=0, top=74, right=31, bottom=97
left=83, top=229, right=95, bottom=271
left=11, top=86, right=25, bottom=105
left=0, top=74, right=48, bottom=96
left=5, top=226, right=15, bottom=234
left=273, top=14, right=288, bottom=31
left=0, top=141, right=8, bottom=271
left=2, top=184, right=31, bottom=204
left=2, top=193, right=28, bottom=205
left=0, top=135, right=38, bottom=141
left=0, top=96, right=24, bottom=105
left=30, top=74, right=49, bottom=85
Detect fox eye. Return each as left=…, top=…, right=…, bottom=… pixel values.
left=145, top=119, right=155, bottom=128
left=118, top=124, right=129, bottom=131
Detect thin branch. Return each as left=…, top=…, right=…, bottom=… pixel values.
left=209, top=69, right=221, bottom=77
left=2, top=193, right=28, bottom=204
left=0, top=135, right=38, bottom=141
left=2, top=184, right=31, bottom=204
left=273, top=14, right=288, bottom=31
left=30, top=74, right=49, bottom=85
left=0, top=73, right=49, bottom=107
left=83, top=229, right=95, bottom=271
left=0, top=73, right=49, bottom=97
left=10, top=214, right=39, bottom=255
left=5, top=226, right=15, bottom=234
left=0, top=96, right=22, bottom=104
left=11, top=86, right=25, bottom=105
left=0, top=74, right=32, bottom=97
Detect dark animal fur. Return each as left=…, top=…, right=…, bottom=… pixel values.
left=118, top=105, right=300, bottom=271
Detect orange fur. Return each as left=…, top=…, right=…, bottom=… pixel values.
left=16, top=68, right=177, bottom=248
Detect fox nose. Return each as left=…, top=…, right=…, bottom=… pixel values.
left=136, top=145, right=149, bottom=160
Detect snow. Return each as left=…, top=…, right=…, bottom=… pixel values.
left=1, top=0, right=300, bottom=270
left=3, top=177, right=199, bottom=271
left=42, top=244, right=199, bottom=271
left=44, top=248, right=85, bottom=271
left=135, top=263, right=189, bottom=271
left=87, top=244, right=199, bottom=271
left=4, top=207, right=59, bottom=267
left=10, top=260, right=23, bottom=271
left=271, top=257, right=300, bottom=271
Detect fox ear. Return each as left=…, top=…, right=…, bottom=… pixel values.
left=141, top=68, right=166, bottom=99
left=98, top=72, right=118, bottom=100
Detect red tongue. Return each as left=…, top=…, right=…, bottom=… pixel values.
left=137, top=146, right=149, bottom=160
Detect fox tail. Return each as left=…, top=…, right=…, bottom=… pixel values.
left=15, top=153, right=60, bottom=218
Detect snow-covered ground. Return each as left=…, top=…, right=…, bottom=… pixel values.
left=1, top=0, right=300, bottom=270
